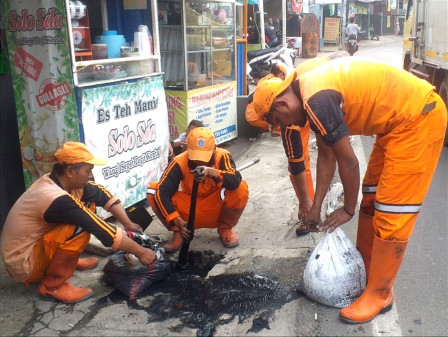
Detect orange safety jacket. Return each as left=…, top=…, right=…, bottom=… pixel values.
left=1, top=172, right=120, bottom=281
left=152, top=148, right=242, bottom=223
left=297, top=57, right=435, bottom=145
left=295, top=57, right=446, bottom=231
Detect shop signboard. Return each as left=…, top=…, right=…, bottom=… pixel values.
left=1, top=0, right=80, bottom=187
left=165, top=81, right=238, bottom=145
left=80, top=76, right=170, bottom=212
left=324, top=17, right=340, bottom=43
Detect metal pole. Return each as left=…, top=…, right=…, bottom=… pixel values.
left=259, top=0, right=265, bottom=49
left=236, top=158, right=260, bottom=171
left=282, top=0, right=286, bottom=47
left=341, top=0, right=347, bottom=48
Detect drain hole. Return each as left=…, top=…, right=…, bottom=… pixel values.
left=178, top=250, right=224, bottom=277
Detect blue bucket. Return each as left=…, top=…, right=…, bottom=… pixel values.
left=93, top=31, right=126, bottom=58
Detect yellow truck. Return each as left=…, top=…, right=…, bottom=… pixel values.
left=403, top=0, right=448, bottom=145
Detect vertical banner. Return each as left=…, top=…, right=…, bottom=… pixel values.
left=81, top=76, right=170, bottom=211
left=165, top=82, right=238, bottom=145
left=165, top=90, right=188, bottom=140
left=1, top=0, right=80, bottom=187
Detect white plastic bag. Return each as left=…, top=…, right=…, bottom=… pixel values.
left=300, top=227, right=366, bottom=308
left=326, top=182, right=344, bottom=216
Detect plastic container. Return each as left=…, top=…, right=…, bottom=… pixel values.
left=93, top=31, right=126, bottom=58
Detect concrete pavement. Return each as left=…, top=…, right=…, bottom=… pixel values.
left=0, top=36, right=402, bottom=336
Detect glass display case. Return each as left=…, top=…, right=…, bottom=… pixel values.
left=67, top=0, right=162, bottom=87
left=158, top=0, right=235, bottom=91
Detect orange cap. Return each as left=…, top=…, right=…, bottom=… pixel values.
left=253, top=73, right=296, bottom=120
left=245, top=101, right=270, bottom=131
left=55, top=142, right=107, bottom=165
left=187, top=127, right=215, bottom=162
left=252, top=56, right=332, bottom=124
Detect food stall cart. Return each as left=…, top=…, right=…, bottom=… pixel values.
left=157, top=0, right=238, bottom=144
left=1, top=0, right=169, bottom=212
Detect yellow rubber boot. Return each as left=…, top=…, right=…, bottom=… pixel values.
left=39, top=249, right=92, bottom=303
left=339, top=236, right=408, bottom=324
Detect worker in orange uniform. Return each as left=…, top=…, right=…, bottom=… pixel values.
left=1, top=142, right=157, bottom=303
left=252, top=56, right=447, bottom=323
left=147, top=127, right=249, bottom=251
left=246, top=55, right=344, bottom=235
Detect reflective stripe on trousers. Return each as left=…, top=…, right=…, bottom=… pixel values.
left=359, top=92, right=446, bottom=240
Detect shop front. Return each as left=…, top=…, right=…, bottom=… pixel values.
left=158, top=0, right=238, bottom=144
left=1, top=0, right=169, bottom=214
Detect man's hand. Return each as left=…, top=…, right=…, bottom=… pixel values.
left=303, top=207, right=321, bottom=232
left=125, top=222, right=143, bottom=234
left=136, top=247, right=157, bottom=265
left=316, top=207, right=353, bottom=233
left=171, top=216, right=189, bottom=240
left=298, top=196, right=313, bottom=219
left=191, top=166, right=219, bottom=183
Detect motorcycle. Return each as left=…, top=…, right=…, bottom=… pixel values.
left=247, top=45, right=297, bottom=84
left=346, top=33, right=359, bottom=56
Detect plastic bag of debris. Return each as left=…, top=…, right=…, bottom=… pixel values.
left=299, top=227, right=366, bottom=308
left=326, top=182, right=344, bottom=217
left=103, top=234, right=172, bottom=300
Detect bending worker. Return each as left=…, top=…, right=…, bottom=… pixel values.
left=246, top=55, right=344, bottom=236
left=147, top=127, right=249, bottom=251
left=1, top=142, right=157, bottom=304
left=252, top=56, right=447, bottom=323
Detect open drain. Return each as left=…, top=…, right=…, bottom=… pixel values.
left=99, top=250, right=301, bottom=336
left=180, top=249, right=225, bottom=278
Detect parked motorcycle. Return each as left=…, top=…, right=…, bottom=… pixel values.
left=247, top=45, right=297, bottom=84
left=346, top=33, right=359, bottom=56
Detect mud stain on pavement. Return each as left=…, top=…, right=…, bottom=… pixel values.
left=97, top=250, right=301, bottom=336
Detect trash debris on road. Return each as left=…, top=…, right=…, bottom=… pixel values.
left=103, top=236, right=172, bottom=300
left=298, top=227, right=366, bottom=308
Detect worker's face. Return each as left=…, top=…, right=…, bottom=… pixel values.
left=186, top=125, right=195, bottom=135
left=271, top=91, right=306, bottom=127
left=67, top=163, right=95, bottom=189
left=191, top=159, right=210, bottom=168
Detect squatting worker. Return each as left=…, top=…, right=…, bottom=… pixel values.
left=246, top=54, right=345, bottom=236
left=147, top=127, right=249, bottom=251
left=253, top=56, right=447, bottom=323
left=1, top=142, right=157, bottom=304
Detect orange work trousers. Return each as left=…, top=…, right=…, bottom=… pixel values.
left=148, top=181, right=249, bottom=230
left=25, top=225, right=90, bottom=284
left=361, top=92, right=447, bottom=240
left=301, top=123, right=315, bottom=200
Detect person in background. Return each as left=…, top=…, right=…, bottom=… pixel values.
left=252, top=56, right=447, bottom=323
left=147, top=127, right=249, bottom=251
left=265, top=18, right=278, bottom=48
left=345, top=17, right=360, bottom=44
left=170, top=119, right=204, bottom=158
left=1, top=142, right=157, bottom=303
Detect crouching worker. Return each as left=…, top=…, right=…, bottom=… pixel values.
left=1, top=142, right=157, bottom=304
left=147, top=127, right=249, bottom=251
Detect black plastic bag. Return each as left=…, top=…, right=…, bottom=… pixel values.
left=103, top=235, right=172, bottom=300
